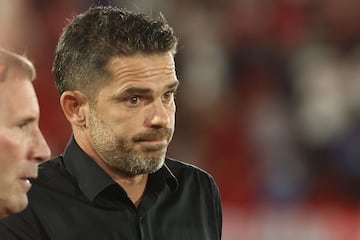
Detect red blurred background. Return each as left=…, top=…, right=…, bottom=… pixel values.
left=2, top=0, right=360, bottom=239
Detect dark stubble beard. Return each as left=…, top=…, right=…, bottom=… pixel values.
left=88, top=112, right=173, bottom=176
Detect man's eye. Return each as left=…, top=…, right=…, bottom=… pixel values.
left=17, top=120, right=31, bottom=129
left=164, top=92, right=171, bottom=98
left=163, top=91, right=176, bottom=101
left=17, top=123, right=27, bottom=129
left=129, top=96, right=140, bottom=104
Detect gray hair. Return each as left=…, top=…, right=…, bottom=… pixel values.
left=0, top=48, right=36, bottom=82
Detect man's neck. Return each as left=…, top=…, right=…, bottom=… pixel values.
left=93, top=156, right=148, bottom=207
left=75, top=135, right=148, bottom=207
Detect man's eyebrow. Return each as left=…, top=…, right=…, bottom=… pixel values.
left=166, top=81, right=179, bottom=90
left=114, top=81, right=180, bottom=98
left=18, top=116, right=37, bottom=126
left=120, top=87, right=153, bottom=96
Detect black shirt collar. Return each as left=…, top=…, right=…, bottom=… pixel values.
left=62, top=136, right=178, bottom=202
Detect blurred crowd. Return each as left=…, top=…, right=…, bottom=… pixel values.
left=2, top=0, right=360, bottom=235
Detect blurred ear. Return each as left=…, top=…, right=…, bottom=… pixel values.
left=60, top=91, right=89, bottom=128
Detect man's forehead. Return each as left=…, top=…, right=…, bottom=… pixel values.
left=123, top=80, right=178, bottom=91
left=108, top=53, right=175, bottom=69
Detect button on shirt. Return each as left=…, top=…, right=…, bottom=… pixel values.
left=0, top=137, right=222, bottom=240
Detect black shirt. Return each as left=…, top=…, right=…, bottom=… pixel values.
left=0, top=137, right=222, bottom=240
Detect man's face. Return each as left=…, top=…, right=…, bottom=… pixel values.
left=0, top=69, right=50, bottom=218
left=87, top=53, right=178, bottom=176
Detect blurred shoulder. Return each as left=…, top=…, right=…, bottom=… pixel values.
left=36, top=155, right=65, bottom=181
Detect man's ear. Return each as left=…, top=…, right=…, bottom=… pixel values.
left=60, top=91, right=89, bottom=128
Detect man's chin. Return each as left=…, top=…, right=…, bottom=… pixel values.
left=0, top=198, right=28, bottom=218
left=124, top=164, right=163, bottom=176
left=115, top=158, right=164, bottom=176
left=0, top=209, right=9, bottom=219
left=0, top=206, right=16, bottom=219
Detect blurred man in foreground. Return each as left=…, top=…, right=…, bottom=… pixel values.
left=0, top=48, right=50, bottom=219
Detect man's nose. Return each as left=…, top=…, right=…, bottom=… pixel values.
left=30, top=128, right=51, bottom=163
left=146, top=100, right=171, bottom=128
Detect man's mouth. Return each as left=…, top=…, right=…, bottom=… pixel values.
left=18, top=178, right=31, bottom=191
left=19, top=175, right=37, bottom=191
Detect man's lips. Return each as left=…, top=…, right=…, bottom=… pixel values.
left=19, top=174, right=37, bottom=191
left=136, top=139, right=167, bottom=145
left=132, top=129, right=172, bottom=150
left=132, top=129, right=172, bottom=142
left=134, top=139, right=168, bottom=152
left=18, top=178, right=32, bottom=191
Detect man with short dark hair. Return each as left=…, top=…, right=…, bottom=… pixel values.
left=0, top=6, right=222, bottom=240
